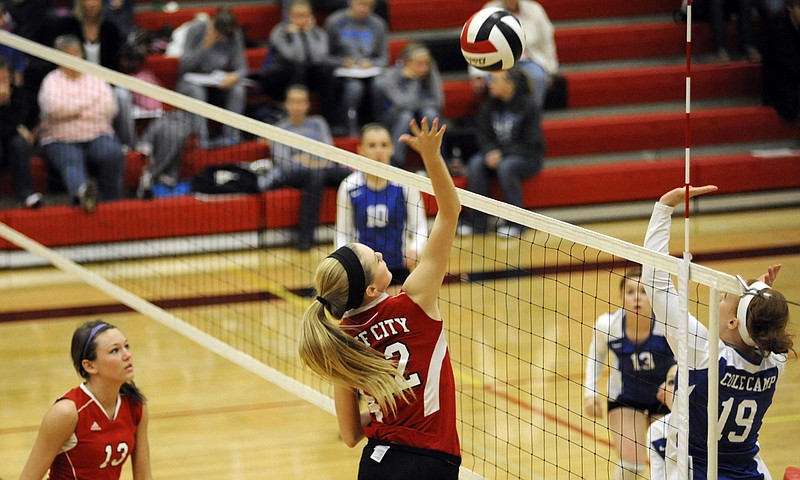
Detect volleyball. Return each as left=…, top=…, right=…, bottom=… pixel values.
left=460, top=7, right=526, bottom=72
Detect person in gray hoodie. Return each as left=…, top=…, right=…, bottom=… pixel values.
left=259, top=0, right=337, bottom=124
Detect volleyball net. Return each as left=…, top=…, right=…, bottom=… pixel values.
left=0, top=32, right=743, bottom=479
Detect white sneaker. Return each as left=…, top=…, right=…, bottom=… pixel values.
left=78, top=180, right=98, bottom=213
left=24, top=192, right=44, bottom=209
left=456, top=224, right=474, bottom=236
left=496, top=225, right=522, bottom=238
left=137, top=169, right=153, bottom=199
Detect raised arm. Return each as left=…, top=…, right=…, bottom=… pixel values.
left=335, top=174, right=359, bottom=249
left=403, top=185, right=428, bottom=270
left=398, top=118, right=459, bottom=317
left=641, top=185, right=718, bottom=368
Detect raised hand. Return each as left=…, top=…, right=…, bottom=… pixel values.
left=758, top=264, right=782, bottom=287
left=399, top=117, right=446, bottom=160
left=658, top=185, right=718, bottom=207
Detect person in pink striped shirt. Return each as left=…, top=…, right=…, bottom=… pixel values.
left=37, top=34, right=125, bottom=212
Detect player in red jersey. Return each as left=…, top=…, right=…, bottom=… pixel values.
left=20, top=320, right=153, bottom=480
left=300, top=117, right=461, bottom=479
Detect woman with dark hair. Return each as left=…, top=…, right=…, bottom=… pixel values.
left=20, top=320, right=153, bottom=480
left=642, top=185, right=794, bottom=479
left=583, top=266, right=675, bottom=480
left=459, top=67, right=544, bottom=238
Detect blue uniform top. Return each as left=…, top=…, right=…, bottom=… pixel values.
left=585, top=309, right=675, bottom=411
left=335, top=172, right=428, bottom=273
left=643, top=202, right=786, bottom=480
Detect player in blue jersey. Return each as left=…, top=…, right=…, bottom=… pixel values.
left=648, top=363, right=679, bottom=479
left=336, top=123, right=428, bottom=287
left=642, top=185, right=794, bottom=480
left=584, top=265, right=676, bottom=480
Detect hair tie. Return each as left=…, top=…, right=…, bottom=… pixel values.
left=82, top=323, right=108, bottom=361
left=736, top=280, right=770, bottom=347
left=327, top=246, right=366, bottom=311
left=316, top=296, right=330, bottom=308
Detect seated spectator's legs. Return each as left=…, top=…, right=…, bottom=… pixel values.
left=734, top=0, right=756, bottom=52
left=341, top=77, right=366, bottom=134
left=149, top=111, right=194, bottom=185
left=762, top=67, right=800, bottom=122
left=3, top=134, right=35, bottom=202
left=518, top=61, right=549, bottom=110
left=260, top=62, right=295, bottom=101
left=308, top=64, right=338, bottom=124
left=86, top=134, right=125, bottom=200
left=495, top=154, right=540, bottom=230
left=113, top=86, right=136, bottom=150
left=708, top=0, right=729, bottom=55
left=386, top=109, right=414, bottom=168
left=42, top=142, right=88, bottom=199
left=463, top=152, right=492, bottom=231
left=220, top=83, right=246, bottom=143
left=177, top=79, right=211, bottom=145
left=281, top=163, right=323, bottom=249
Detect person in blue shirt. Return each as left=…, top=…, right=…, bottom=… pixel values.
left=643, top=184, right=793, bottom=480
left=335, top=123, right=428, bottom=287
left=584, top=265, right=675, bottom=480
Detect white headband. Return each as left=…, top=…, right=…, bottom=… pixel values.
left=736, top=279, right=771, bottom=347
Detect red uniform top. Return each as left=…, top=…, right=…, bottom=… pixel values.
left=48, top=384, right=142, bottom=480
left=341, top=292, right=460, bottom=457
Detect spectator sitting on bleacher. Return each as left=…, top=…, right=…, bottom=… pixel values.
left=760, top=0, right=800, bottom=123
left=38, top=35, right=125, bottom=212
left=271, top=85, right=352, bottom=251
left=259, top=0, right=337, bottom=124
left=50, top=0, right=137, bottom=152
left=102, top=0, right=134, bottom=40
left=375, top=42, right=444, bottom=169
left=282, top=0, right=390, bottom=22
left=67, top=0, right=135, bottom=40
left=325, top=0, right=389, bottom=136
left=687, top=0, right=762, bottom=62
left=469, top=0, right=559, bottom=110
left=458, top=69, right=544, bottom=238
left=176, top=6, right=248, bottom=149
left=0, top=57, right=43, bottom=209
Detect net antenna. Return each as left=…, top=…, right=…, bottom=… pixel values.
left=680, top=3, right=720, bottom=478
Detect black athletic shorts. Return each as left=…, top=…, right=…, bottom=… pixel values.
left=608, top=398, right=669, bottom=417
left=358, top=438, right=461, bottom=480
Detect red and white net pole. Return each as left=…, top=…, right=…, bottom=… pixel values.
left=679, top=2, right=719, bottom=479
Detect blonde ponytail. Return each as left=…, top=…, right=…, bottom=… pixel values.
left=298, top=248, right=412, bottom=415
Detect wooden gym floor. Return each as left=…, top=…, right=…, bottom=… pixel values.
left=1, top=206, right=798, bottom=479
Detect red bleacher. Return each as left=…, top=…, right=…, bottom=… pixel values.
left=1, top=0, right=798, bottom=251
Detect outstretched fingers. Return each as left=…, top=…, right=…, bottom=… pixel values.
left=399, top=117, right=446, bottom=156
left=659, top=185, right=718, bottom=207
left=759, top=264, right=782, bottom=287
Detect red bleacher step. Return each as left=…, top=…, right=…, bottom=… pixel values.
left=543, top=106, right=799, bottom=157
